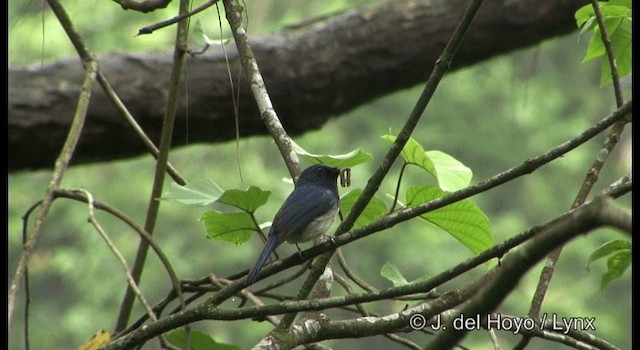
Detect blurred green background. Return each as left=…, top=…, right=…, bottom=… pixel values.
left=8, top=0, right=631, bottom=349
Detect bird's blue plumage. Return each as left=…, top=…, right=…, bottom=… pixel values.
left=246, top=164, right=341, bottom=285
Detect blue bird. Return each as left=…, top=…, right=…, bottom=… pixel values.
left=247, top=164, right=341, bottom=285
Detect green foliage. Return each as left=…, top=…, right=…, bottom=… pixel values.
left=186, top=136, right=489, bottom=258
left=585, top=239, right=631, bottom=290
left=8, top=1, right=631, bottom=348
left=198, top=186, right=271, bottom=244
left=405, top=185, right=493, bottom=255
left=293, top=140, right=374, bottom=168
left=217, top=186, right=271, bottom=213
left=200, top=211, right=258, bottom=244
left=164, top=181, right=271, bottom=244
left=165, top=143, right=371, bottom=245
left=166, top=329, right=241, bottom=350
left=379, top=135, right=492, bottom=255
left=340, top=189, right=387, bottom=229
left=162, top=179, right=225, bottom=206
left=575, top=0, right=632, bottom=85
left=380, top=262, right=409, bottom=287
left=382, top=135, right=473, bottom=192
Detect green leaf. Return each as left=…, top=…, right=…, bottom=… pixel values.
left=292, top=140, right=373, bottom=168
left=200, top=211, right=258, bottom=244
left=216, top=186, right=270, bottom=214
left=598, top=16, right=632, bottom=85
left=161, top=179, right=224, bottom=206
left=166, top=329, right=240, bottom=350
left=576, top=2, right=631, bottom=28
left=425, top=150, right=473, bottom=191
left=600, top=250, right=631, bottom=290
left=381, top=134, right=436, bottom=177
left=382, top=135, right=473, bottom=192
left=583, top=13, right=630, bottom=61
left=575, top=5, right=595, bottom=28
left=380, top=262, right=409, bottom=287
left=575, top=2, right=632, bottom=86
left=586, top=239, right=631, bottom=271
left=340, top=189, right=387, bottom=229
left=585, top=239, right=631, bottom=291
left=406, top=185, right=493, bottom=255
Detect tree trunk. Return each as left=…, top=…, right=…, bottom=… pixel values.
left=8, top=0, right=588, bottom=171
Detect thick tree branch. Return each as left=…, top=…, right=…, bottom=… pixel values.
left=426, top=196, right=626, bottom=350
left=8, top=0, right=589, bottom=171
left=102, top=194, right=625, bottom=349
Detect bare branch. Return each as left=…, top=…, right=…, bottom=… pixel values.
left=8, top=0, right=98, bottom=327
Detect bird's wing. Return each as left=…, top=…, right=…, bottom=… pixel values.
left=272, top=185, right=338, bottom=244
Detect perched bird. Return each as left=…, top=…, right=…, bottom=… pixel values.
left=246, top=164, right=341, bottom=285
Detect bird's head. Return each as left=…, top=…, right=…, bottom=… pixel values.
left=296, top=164, right=341, bottom=188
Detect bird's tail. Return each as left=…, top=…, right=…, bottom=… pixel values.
left=247, top=233, right=279, bottom=285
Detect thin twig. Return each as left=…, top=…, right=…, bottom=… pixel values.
left=115, top=0, right=192, bottom=332
left=81, top=190, right=158, bottom=319
left=80, top=189, right=179, bottom=350
left=335, top=0, right=486, bottom=239
left=110, top=54, right=631, bottom=350
left=8, top=0, right=97, bottom=327
left=153, top=112, right=633, bottom=326
left=50, top=189, right=187, bottom=322
left=590, top=0, right=625, bottom=107
left=202, top=103, right=631, bottom=309
left=335, top=249, right=377, bottom=293
left=95, top=72, right=186, bottom=185
left=101, top=193, right=628, bottom=349
left=215, top=282, right=280, bottom=326
left=389, top=162, right=409, bottom=213
left=214, top=2, right=245, bottom=184
left=426, top=196, right=623, bottom=350
left=333, top=272, right=370, bottom=317
left=137, top=0, right=219, bottom=35
left=282, top=0, right=489, bottom=333
left=20, top=207, right=34, bottom=350
left=520, top=2, right=630, bottom=345
left=102, top=118, right=632, bottom=349
left=223, top=0, right=301, bottom=180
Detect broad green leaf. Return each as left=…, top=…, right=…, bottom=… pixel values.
left=585, top=239, right=631, bottom=290
left=576, top=2, right=631, bottom=28
left=598, top=16, right=632, bottom=85
left=166, top=329, right=240, bottom=350
left=340, top=189, right=387, bottom=229
left=575, top=2, right=632, bottom=86
left=406, top=185, right=493, bottom=255
left=586, top=239, right=631, bottom=271
left=161, top=179, right=224, bottom=206
left=382, top=135, right=436, bottom=177
left=292, top=140, right=373, bottom=168
left=583, top=14, right=630, bottom=62
left=200, top=211, right=257, bottom=244
left=216, top=186, right=270, bottom=214
left=575, top=5, right=595, bottom=28
left=600, top=250, right=631, bottom=290
left=380, top=262, right=409, bottom=287
left=425, top=150, right=473, bottom=191
left=578, top=17, right=597, bottom=38
left=382, top=135, right=473, bottom=192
